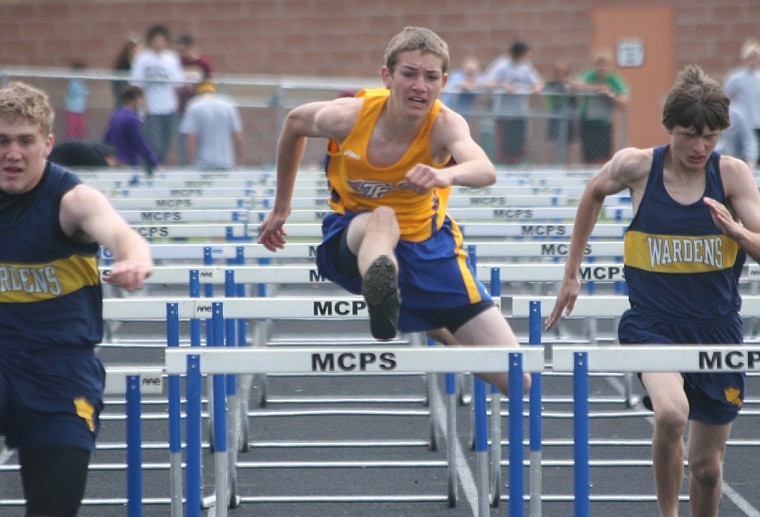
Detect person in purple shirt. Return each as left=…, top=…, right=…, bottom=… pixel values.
left=104, top=85, right=160, bottom=176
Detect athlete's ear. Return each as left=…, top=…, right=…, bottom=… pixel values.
left=380, top=66, right=392, bottom=88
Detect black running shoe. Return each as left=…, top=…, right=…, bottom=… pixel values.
left=361, top=255, right=400, bottom=340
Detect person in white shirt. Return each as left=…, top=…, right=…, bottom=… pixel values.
left=130, top=24, right=183, bottom=163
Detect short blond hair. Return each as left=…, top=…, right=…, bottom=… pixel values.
left=0, top=81, right=55, bottom=136
left=384, top=26, right=449, bottom=74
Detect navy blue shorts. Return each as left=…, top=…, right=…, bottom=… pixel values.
left=0, top=347, right=105, bottom=451
left=618, top=308, right=744, bottom=425
left=316, top=211, right=494, bottom=333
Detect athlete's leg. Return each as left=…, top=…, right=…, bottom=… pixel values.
left=345, top=207, right=400, bottom=274
left=452, top=306, right=530, bottom=395
left=641, top=371, right=689, bottom=517
left=19, top=446, right=91, bottom=517
left=687, top=420, right=732, bottom=517
left=346, top=208, right=402, bottom=340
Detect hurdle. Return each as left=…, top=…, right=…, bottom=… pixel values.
left=165, top=321, right=546, bottom=516
left=552, top=344, right=760, bottom=515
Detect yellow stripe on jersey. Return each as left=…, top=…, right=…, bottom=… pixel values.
left=624, top=229, right=740, bottom=273
left=0, top=255, right=99, bottom=303
left=450, top=218, right=482, bottom=302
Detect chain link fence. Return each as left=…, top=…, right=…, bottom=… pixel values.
left=1, top=67, right=626, bottom=169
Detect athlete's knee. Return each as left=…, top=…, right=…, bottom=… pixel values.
left=370, top=206, right=399, bottom=229
left=689, top=455, right=723, bottom=489
left=653, top=403, right=688, bottom=438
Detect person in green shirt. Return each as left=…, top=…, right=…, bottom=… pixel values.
left=577, top=52, right=628, bottom=164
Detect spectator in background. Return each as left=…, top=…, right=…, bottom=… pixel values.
left=180, top=80, right=243, bottom=170
left=483, top=41, right=543, bottom=164
left=174, top=32, right=216, bottom=166
left=543, top=62, right=578, bottom=146
left=442, top=55, right=483, bottom=117
left=723, top=39, right=760, bottom=150
left=111, top=36, right=141, bottom=107
left=104, top=85, right=160, bottom=176
left=64, top=60, right=90, bottom=141
left=577, top=52, right=628, bottom=164
left=716, top=105, right=758, bottom=169
left=130, top=24, right=183, bottom=163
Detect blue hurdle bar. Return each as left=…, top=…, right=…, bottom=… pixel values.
left=473, top=377, right=489, bottom=516
left=211, top=303, right=229, bottom=514
left=166, top=303, right=183, bottom=516
left=509, top=352, right=524, bottom=517
left=488, top=268, right=503, bottom=507
left=573, top=352, right=590, bottom=516
left=126, top=375, right=142, bottom=517
left=529, top=301, right=543, bottom=517
left=185, top=354, right=202, bottom=517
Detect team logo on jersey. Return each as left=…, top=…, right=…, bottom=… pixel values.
left=346, top=179, right=405, bottom=199
left=724, top=387, right=743, bottom=407
left=74, top=397, right=96, bottom=432
left=343, top=149, right=361, bottom=160
left=624, top=230, right=739, bottom=273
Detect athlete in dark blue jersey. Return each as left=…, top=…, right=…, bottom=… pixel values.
left=546, top=66, right=760, bottom=517
left=0, top=82, right=153, bottom=516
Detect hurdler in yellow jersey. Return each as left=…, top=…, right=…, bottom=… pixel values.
left=317, top=88, right=490, bottom=340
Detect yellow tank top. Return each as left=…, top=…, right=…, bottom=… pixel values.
left=325, top=88, right=450, bottom=241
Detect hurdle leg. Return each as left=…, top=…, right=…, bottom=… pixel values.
left=445, top=372, right=459, bottom=507
left=185, top=355, right=203, bottom=517
left=428, top=372, right=439, bottom=451
left=508, top=353, right=525, bottom=516
left=573, top=352, right=591, bottom=516
left=126, top=375, right=142, bottom=517
left=488, top=384, right=502, bottom=507
left=528, top=300, right=543, bottom=517
left=211, top=303, right=229, bottom=514
left=166, top=303, right=184, bottom=517
left=473, top=377, right=490, bottom=516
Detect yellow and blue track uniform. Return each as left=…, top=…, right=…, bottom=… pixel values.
left=619, top=145, right=745, bottom=424
left=317, top=88, right=492, bottom=332
left=0, top=162, right=104, bottom=450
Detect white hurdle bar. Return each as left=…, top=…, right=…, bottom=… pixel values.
left=101, top=295, right=760, bottom=322
left=166, top=338, right=545, bottom=517
left=551, top=344, right=757, bottom=516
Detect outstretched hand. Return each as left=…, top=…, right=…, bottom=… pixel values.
left=257, top=212, right=289, bottom=251
left=544, top=273, right=581, bottom=330
left=103, top=260, right=153, bottom=291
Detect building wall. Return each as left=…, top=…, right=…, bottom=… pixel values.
left=2, top=0, right=756, bottom=82
left=1, top=0, right=758, bottom=163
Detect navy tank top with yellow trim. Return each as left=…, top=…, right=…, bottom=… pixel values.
left=623, top=145, right=745, bottom=321
left=0, top=162, right=102, bottom=351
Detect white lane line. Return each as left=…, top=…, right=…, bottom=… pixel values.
left=606, top=375, right=760, bottom=515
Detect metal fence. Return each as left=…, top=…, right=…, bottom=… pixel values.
left=0, top=66, right=627, bottom=169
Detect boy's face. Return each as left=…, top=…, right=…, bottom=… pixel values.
left=0, top=117, right=53, bottom=194
left=669, top=125, right=721, bottom=171
left=382, top=50, right=447, bottom=119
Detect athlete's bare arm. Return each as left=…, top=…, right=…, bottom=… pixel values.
left=60, top=184, right=153, bottom=290
left=258, top=98, right=361, bottom=251
left=403, top=105, right=495, bottom=193
left=705, top=155, right=760, bottom=263
left=545, top=147, right=651, bottom=329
